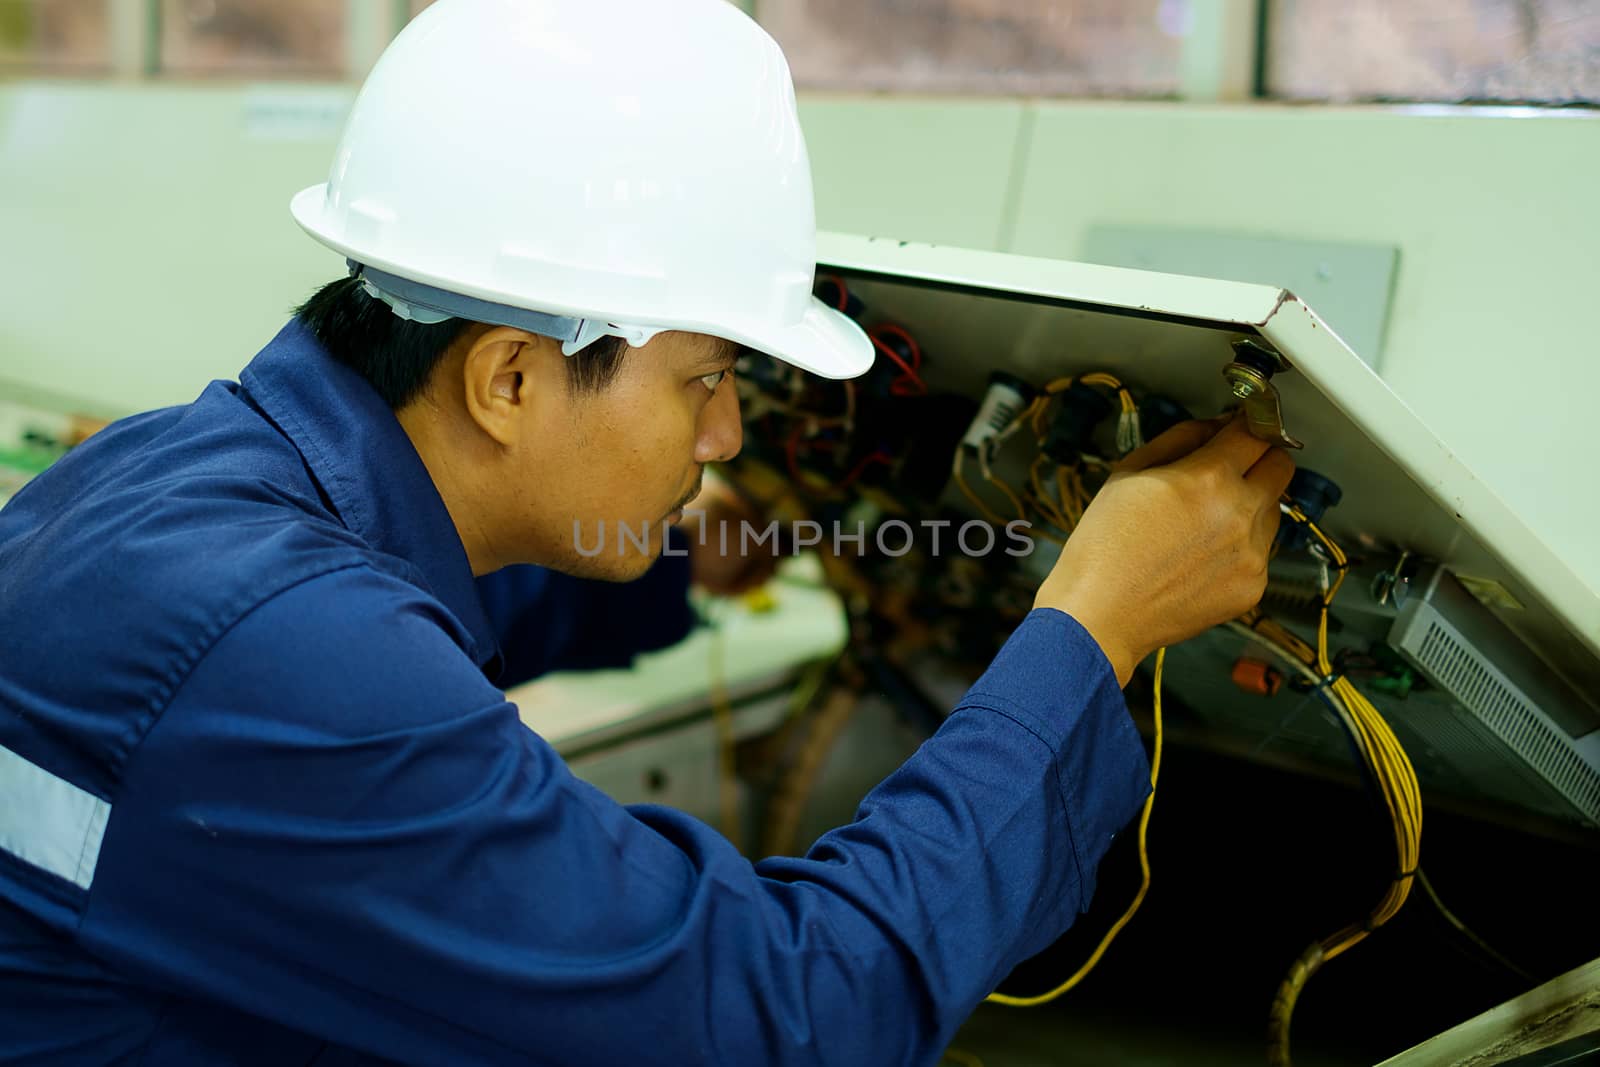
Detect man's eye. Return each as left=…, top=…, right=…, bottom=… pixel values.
left=699, top=370, right=728, bottom=393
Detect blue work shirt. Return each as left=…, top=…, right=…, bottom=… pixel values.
left=0, top=320, right=1151, bottom=1066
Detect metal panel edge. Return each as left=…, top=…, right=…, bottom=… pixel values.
left=1259, top=295, right=1600, bottom=657
left=813, top=232, right=1600, bottom=662
left=816, top=231, right=1290, bottom=329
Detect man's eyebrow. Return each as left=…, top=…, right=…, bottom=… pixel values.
left=699, top=339, right=743, bottom=369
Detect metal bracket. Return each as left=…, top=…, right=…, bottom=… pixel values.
left=1223, top=341, right=1303, bottom=449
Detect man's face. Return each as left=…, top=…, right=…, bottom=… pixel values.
left=516, top=331, right=743, bottom=581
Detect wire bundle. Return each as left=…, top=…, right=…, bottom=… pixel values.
left=952, top=373, right=1136, bottom=541
left=1244, top=505, right=1423, bottom=1067
left=1078, top=372, right=1142, bottom=456
left=773, top=282, right=929, bottom=497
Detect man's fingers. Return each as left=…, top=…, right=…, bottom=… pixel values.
left=1245, top=446, right=1296, bottom=496
left=1113, top=416, right=1230, bottom=473
left=1188, top=415, right=1275, bottom=476
left=1244, top=449, right=1294, bottom=554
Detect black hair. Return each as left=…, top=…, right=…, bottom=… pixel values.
left=294, top=276, right=630, bottom=409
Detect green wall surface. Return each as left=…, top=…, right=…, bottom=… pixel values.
left=799, top=95, right=1028, bottom=250
left=0, top=83, right=350, bottom=410
left=1, top=84, right=1594, bottom=588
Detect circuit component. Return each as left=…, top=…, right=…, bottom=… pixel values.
left=1042, top=381, right=1115, bottom=464
left=1137, top=394, right=1192, bottom=442
left=1231, top=656, right=1284, bottom=697
left=1278, top=469, right=1343, bottom=553
left=961, top=372, right=1033, bottom=458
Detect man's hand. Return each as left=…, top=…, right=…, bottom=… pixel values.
left=677, top=476, right=778, bottom=597
left=1035, top=416, right=1296, bottom=686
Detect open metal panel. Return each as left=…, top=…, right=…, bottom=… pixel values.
left=812, top=232, right=1600, bottom=831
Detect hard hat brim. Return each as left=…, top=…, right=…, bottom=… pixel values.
left=292, top=184, right=874, bottom=382
left=729, top=300, right=875, bottom=382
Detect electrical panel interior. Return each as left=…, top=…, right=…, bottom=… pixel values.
left=726, top=234, right=1600, bottom=837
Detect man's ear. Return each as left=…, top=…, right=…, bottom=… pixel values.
left=460, top=327, right=553, bottom=446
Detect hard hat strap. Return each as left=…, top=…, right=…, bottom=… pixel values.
left=349, top=261, right=663, bottom=356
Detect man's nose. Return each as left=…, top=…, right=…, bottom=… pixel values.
left=695, top=381, right=743, bottom=465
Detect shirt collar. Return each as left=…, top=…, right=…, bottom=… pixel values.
left=240, top=318, right=500, bottom=670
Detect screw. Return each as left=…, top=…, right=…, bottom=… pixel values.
left=1231, top=378, right=1258, bottom=400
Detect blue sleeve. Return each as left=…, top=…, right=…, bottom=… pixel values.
left=475, top=527, right=696, bottom=686
left=80, top=568, right=1150, bottom=1067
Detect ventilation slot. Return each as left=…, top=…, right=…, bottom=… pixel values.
left=1413, top=622, right=1600, bottom=824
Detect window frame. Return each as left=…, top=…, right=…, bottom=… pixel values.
left=0, top=0, right=412, bottom=79
left=753, top=0, right=1596, bottom=109
left=2, top=0, right=1592, bottom=110
left=1258, top=0, right=1599, bottom=110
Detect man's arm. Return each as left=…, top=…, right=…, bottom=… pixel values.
left=81, top=565, right=1147, bottom=1067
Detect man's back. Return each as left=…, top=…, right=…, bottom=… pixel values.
left=1, top=377, right=380, bottom=797
left=0, top=324, right=503, bottom=1062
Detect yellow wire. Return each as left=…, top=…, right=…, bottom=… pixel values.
left=1262, top=506, right=1422, bottom=1065
left=1027, top=455, right=1074, bottom=535
left=953, top=450, right=1015, bottom=528
left=1055, top=468, right=1074, bottom=527
left=977, top=407, right=1032, bottom=522
left=1016, top=374, right=1118, bottom=531
left=1056, top=466, right=1090, bottom=527
left=941, top=1049, right=987, bottom=1067
left=987, top=647, right=1164, bottom=1007
left=1030, top=391, right=1055, bottom=438
left=1296, top=511, right=1421, bottom=931
left=954, top=447, right=1028, bottom=526
left=982, top=468, right=1029, bottom=522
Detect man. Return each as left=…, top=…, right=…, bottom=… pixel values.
left=0, top=0, right=1292, bottom=1063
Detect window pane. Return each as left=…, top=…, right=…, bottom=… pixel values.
left=0, top=0, right=109, bottom=73
left=757, top=0, right=1183, bottom=97
left=159, top=0, right=344, bottom=77
left=1268, top=0, right=1600, bottom=104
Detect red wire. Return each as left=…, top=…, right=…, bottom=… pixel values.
left=788, top=422, right=889, bottom=494
left=871, top=323, right=922, bottom=371
left=821, top=276, right=850, bottom=313
left=837, top=451, right=892, bottom=490
left=786, top=424, right=808, bottom=484
left=870, top=335, right=927, bottom=395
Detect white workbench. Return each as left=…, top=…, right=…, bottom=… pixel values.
left=505, top=556, right=849, bottom=826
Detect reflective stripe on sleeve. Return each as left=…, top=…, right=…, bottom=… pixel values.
left=0, top=743, right=110, bottom=890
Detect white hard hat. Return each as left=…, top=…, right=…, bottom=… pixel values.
left=290, top=0, right=872, bottom=381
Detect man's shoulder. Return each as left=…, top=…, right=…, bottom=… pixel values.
left=0, top=385, right=441, bottom=796
left=1, top=380, right=383, bottom=618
